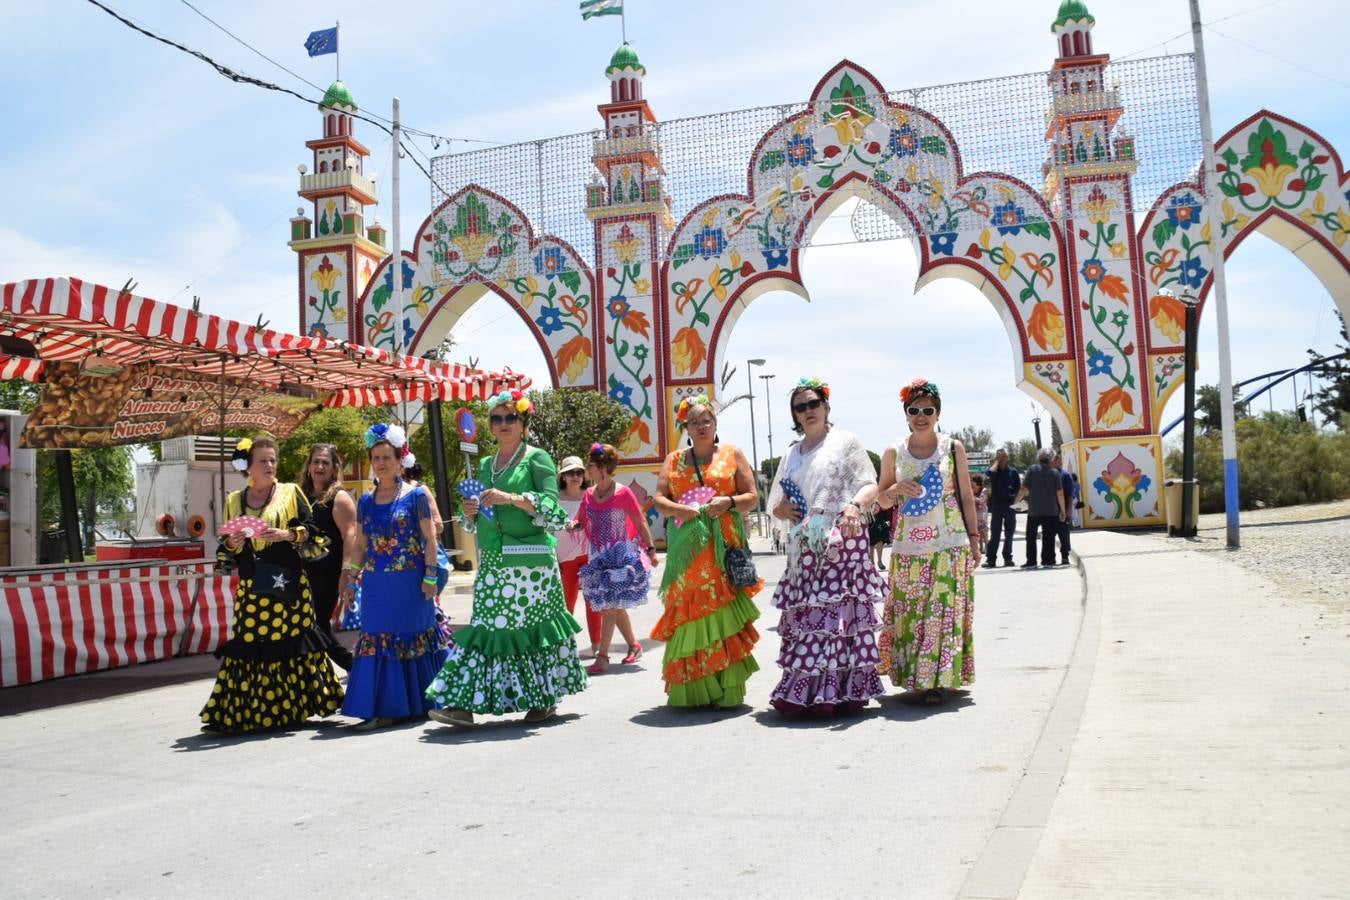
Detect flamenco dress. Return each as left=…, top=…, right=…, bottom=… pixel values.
left=201, top=483, right=343, bottom=733
left=577, top=484, right=650, bottom=611
left=425, top=446, right=588, bottom=714
left=766, top=430, right=886, bottom=716
left=652, top=445, right=761, bottom=708
left=342, top=485, right=448, bottom=720
left=880, top=432, right=976, bottom=692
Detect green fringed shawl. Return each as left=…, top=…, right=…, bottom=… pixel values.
left=659, top=509, right=749, bottom=594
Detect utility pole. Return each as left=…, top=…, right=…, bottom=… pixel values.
left=759, top=373, right=777, bottom=481
left=1191, top=0, right=1241, bottom=548
left=747, top=358, right=765, bottom=523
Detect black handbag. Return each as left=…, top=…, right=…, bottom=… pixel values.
left=691, top=449, right=759, bottom=588
left=251, top=557, right=301, bottom=604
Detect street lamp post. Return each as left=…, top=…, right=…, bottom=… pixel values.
left=1176, top=290, right=1201, bottom=538
left=747, top=358, right=766, bottom=527
left=1031, top=404, right=1043, bottom=449
left=759, top=373, right=777, bottom=482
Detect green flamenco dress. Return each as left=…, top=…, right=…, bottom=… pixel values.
left=425, top=445, right=588, bottom=714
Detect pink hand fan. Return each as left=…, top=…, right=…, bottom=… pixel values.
left=219, top=515, right=269, bottom=538
left=673, top=486, right=717, bottom=527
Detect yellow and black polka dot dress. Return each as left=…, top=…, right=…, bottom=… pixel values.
left=201, top=483, right=343, bottom=733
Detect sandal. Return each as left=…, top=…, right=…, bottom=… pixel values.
left=922, top=688, right=944, bottom=706
left=586, top=654, right=609, bottom=675
left=621, top=643, right=644, bottom=664
left=352, top=717, right=395, bottom=732
left=522, top=706, right=556, bottom=723
left=428, top=708, right=476, bottom=728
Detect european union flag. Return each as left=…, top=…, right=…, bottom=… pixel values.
left=304, top=27, right=338, bottom=57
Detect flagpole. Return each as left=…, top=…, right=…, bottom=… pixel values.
left=621, top=5, right=627, bottom=43
left=335, top=20, right=340, bottom=81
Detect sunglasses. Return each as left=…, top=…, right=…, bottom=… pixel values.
left=489, top=413, right=521, bottom=425
left=905, top=406, right=937, bottom=417
left=792, top=398, right=825, bottom=415
left=562, top=471, right=583, bottom=478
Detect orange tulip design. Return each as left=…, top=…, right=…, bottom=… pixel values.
left=1148, top=293, right=1186, bottom=344
left=672, top=326, right=707, bottom=376
left=1094, top=385, right=1135, bottom=427
left=556, top=335, right=591, bottom=384
left=1027, top=301, right=1065, bottom=352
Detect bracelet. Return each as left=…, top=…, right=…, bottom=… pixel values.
left=422, top=576, right=438, bottom=585
left=343, top=562, right=361, bottom=571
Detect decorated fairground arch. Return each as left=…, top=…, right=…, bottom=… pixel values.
left=288, top=2, right=1350, bottom=529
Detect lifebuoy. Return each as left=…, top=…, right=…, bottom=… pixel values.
left=155, top=513, right=176, bottom=537
left=187, top=515, right=206, bottom=539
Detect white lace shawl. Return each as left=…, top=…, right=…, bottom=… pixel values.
left=768, top=429, right=877, bottom=557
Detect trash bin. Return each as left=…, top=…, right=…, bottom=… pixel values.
left=1164, top=479, right=1199, bottom=536
left=40, top=529, right=68, bottom=564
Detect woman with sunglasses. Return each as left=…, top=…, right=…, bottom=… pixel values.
left=556, top=455, right=603, bottom=658
left=765, top=377, right=886, bottom=716
left=868, top=379, right=980, bottom=705
left=578, top=442, right=658, bottom=674
left=338, top=424, right=447, bottom=731
left=651, top=394, right=761, bottom=708
left=425, top=390, right=588, bottom=727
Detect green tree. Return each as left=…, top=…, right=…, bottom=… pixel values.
left=952, top=426, right=993, bottom=452
left=276, top=406, right=370, bottom=483
left=0, top=380, right=38, bottom=413
left=999, top=438, right=1039, bottom=470
left=1195, top=383, right=1249, bottom=436
left=1171, top=411, right=1350, bottom=512
left=524, top=388, right=630, bottom=465
left=1307, top=311, right=1350, bottom=429
left=38, top=446, right=135, bottom=548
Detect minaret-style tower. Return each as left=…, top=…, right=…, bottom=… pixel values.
left=1044, top=1, right=1162, bottom=524
left=289, top=81, right=387, bottom=339
left=586, top=44, right=671, bottom=462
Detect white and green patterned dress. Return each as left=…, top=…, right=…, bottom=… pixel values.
left=425, top=446, right=588, bottom=714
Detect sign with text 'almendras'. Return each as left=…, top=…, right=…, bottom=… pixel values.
left=21, top=362, right=322, bottom=449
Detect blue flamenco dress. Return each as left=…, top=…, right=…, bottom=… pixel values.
left=341, top=485, right=448, bottom=720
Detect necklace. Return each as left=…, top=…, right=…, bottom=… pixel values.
left=374, top=478, right=404, bottom=504
left=488, top=442, right=526, bottom=486
left=245, top=481, right=276, bottom=512
left=593, top=480, right=616, bottom=501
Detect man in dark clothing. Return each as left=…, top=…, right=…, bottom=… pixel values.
left=1052, top=452, right=1075, bottom=565
left=984, top=448, right=1020, bottom=568
left=1016, top=448, right=1065, bottom=568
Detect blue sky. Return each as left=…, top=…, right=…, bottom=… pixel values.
left=3, top=1, right=1346, bottom=460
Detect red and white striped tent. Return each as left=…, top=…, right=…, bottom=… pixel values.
left=0, top=277, right=529, bottom=407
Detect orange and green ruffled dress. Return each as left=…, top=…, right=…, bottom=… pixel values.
left=651, top=445, right=761, bottom=707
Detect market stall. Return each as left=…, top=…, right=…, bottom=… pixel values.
left=0, top=276, right=527, bottom=687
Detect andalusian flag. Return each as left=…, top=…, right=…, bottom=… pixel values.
left=580, top=0, right=623, bottom=20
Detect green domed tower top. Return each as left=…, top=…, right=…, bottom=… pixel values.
left=606, top=43, right=645, bottom=76
left=319, top=80, right=357, bottom=111
left=1052, top=0, right=1094, bottom=32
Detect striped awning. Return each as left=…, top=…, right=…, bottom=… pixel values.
left=0, top=277, right=529, bottom=405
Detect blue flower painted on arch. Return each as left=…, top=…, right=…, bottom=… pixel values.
left=929, top=231, right=957, bottom=257
left=889, top=124, right=919, bottom=157
left=383, top=259, right=416, bottom=291
left=761, top=239, right=789, bottom=270
left=693, top=226, right=727, bottom=260
left=608, top=381, right=634, bottom=406
left=534, top=246, right=568, bottom=279
left=1167, top=193, right=1201, bottom=231
left=786, top=134, right=815, bottom=168
left=1087, top=349, right=1114, bottom=376
left=534, top=306, right=565, bottom=336
left=1178, top=256, right=1208, bottom=289
left=991, top=201, right=1027, bottom=236
left=606, top=294, right=631, bottom=320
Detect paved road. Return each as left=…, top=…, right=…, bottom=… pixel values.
left=0, top=550, right=1084, bottom=899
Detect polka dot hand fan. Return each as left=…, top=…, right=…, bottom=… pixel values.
left=780, top=477, right=808, bottom=518
left=457, top=478, right=494, bottom=520
left=673, top=486, right=716, bottom=527
left=219, top=515, right=269, bottom=538
left=900, top=463, right=945, bottom=517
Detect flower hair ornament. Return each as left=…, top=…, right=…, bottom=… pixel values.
left=674, top=393, right=712, bottom=430
left=364, top=422, right=417, bottom=469
left=488, top=388, right=534, bottom=415
left=231, top=437, right=253, bottom=473
left=589, top=442, right=605, bottom=459
left=795, top=375, right=830, bottom=399
left=899, top=378, right=940, bottom=406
